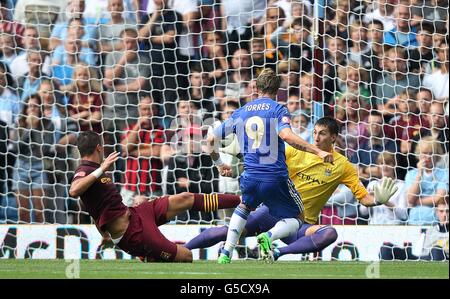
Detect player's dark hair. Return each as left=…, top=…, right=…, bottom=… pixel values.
left=256, top=68, right=281, bottom=97
left=315, top=117, right=340, bottom=136
left=77, top=131, right=102, bottom=157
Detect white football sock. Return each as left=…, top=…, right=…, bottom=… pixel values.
left=268, top=218, right=301, bottom=241
left=222, top=206, right=250, bottom=257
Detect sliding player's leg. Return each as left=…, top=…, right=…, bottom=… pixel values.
left=184, top=205, right=278, bottom=250
left=165, top=192, right=241, bottom=220
left=273, top=224, right=338, bottom=260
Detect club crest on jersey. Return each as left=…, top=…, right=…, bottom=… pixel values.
left=101, top=177, right=112, bottom=184
left=324, top=168, right=332, bottom=176
left=281, top=116, right=290, bottom=124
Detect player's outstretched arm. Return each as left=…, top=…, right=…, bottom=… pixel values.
left=69, top=152, right=120, bottom=198
left=278, top=127, right=334, bottom=164
left=206, top=134, right=232, bottom=177
left=360, top=177, right=399, bottom=207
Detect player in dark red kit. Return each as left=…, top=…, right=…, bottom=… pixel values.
left=69, top=131, right=241, bottom=262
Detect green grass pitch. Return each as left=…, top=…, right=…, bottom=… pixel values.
left=0, top=260, right=448, bottom=279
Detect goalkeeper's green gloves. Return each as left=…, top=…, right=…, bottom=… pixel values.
left=373, top=177, right=399, bottom=205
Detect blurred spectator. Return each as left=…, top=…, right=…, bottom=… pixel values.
left=375, top=47, right=420, bottom=113
left=335, top=62, right=371, bottom=108
left=408, top=24, right=436, bottom=75
left=51, top=28, right=97, bottom=85
left=253, top=5, right=285, bottom=62
left=199, top=31, right=227, bottom=85
left=144, top=0, right=198, bottom=93
left=138, top=0, right=183, bottom=118
left=9, top=26, right=51, bottom=79
left=0, top=32, right=18, bottom=67
left=276, top=0, right=312, bottom=22
left=276, top=59, right=299, bottom=103
left=145, top=0, right=198, bottom=60
left=49, top=0, right=98, bottom=51
left=384, top=1, right=419, bottom=49
left=324, top=35, right=347, bottom=104
left=270, top=17, right=312, bottom=73
left=220, top=0, right=266, bottom=56
left=0, top=61, right=19, bottom=192
left=188, top=65, right=215, bottom=115
left=351, top=111, right=398, bottom=180
left=359, top=152, right=409, bottom=224
left=103, top=28, right=150, bottom=145
left=13, top=0, right=66, bottom=41
left=250, top=36, right=276, bottom=77
left=38, top=79, right=69, bottom=223
left=65, top=62, right=103, bottom=136
left=120, top=95, right=164, bottom=206
left=290, top=110, right=313, bottom=142
left=367, top=20, right=385, bottom=97
left=386, top=90, right=429, bottom=148
left=411, top=101, right=449, bottom=165
left=325, top=0, right=352, bottom=41
left=335, top=92, right=369, bottom=160
left=321, top=184, right=358, bottom=225
left=347, top=20, right=372, bottom=70
left=411, top=0, right=448, bottom=32
left=363, top=0, right=396, bottom=32
left=99, top=0, right=138, bottom=54
left=165, top=125, right=219, bottom=223
left=299, top=72, right=313, bottom=114
left=11, top=94, right=55, bottom=223
left=415, top=87, right=433, bottom=115
left=17, top=49, right=51, bottom=103
left=423, top=42, right=449, bottom=101
left=380, top=198, right=448, bottom=261
left=84, top=0, right=137, bottom=25
left=286, top=93, right=300, bottom=113
left=38, top=79, right=66, bottom=143
left=0, top=0, right=24, bottom=49
left=0, top=61, right=19, bottom=136
left=216, top=49, right=251, bottom=100
left=405, top=136, right=448, bottom=225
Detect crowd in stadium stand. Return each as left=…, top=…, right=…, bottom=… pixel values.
left=0, top=0, right=448, bottom=226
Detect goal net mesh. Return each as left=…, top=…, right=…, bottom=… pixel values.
left=0, top=0, right=448, bottom=260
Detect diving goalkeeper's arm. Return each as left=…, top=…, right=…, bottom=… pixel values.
left=360, top=177, right=399, bottom=207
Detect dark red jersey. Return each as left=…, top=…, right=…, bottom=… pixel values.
left=72, top=160, right=128, bottom=230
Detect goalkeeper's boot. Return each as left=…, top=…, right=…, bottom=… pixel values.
left=257, top=232, right=274, bottom=263
left=217, top=249, right=231, bottom=264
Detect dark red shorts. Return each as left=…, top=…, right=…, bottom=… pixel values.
left=117, top=196, right=177, bottom=262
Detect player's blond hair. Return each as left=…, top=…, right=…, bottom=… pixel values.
left=256, top=68, right=281, bottom=96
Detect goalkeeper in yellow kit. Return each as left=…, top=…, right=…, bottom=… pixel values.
left=185, top=117, right=398, bottom=260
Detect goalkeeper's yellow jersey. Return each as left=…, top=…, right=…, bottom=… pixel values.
left=285, top=146, right=369, bottom=224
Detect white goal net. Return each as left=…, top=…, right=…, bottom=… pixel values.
left=0, top=0, right=448, bottom=261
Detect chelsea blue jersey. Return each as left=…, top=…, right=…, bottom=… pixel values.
left=214, top=97, right=292, bottom=181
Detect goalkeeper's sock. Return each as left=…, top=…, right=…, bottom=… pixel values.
left=277, top=226, right=338, bottom=257
left=267, top=218, right=301, bottom=241
left=222, top=206, right=250, bottom=257
left=184, top=226, right=228, bottom=250
left=192, top=193, right=241, bottom=212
